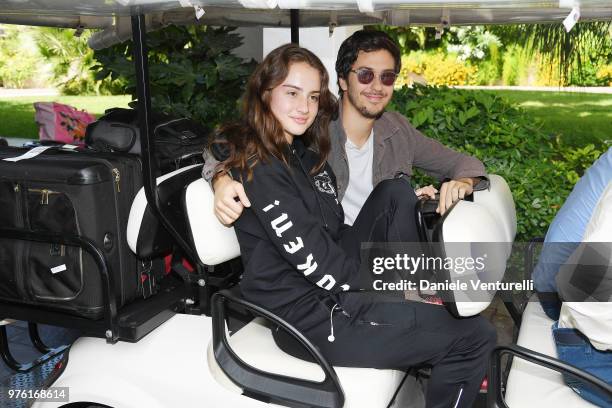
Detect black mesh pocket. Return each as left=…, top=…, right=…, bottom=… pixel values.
left=25, top=188, right=83, bottom=302
left=27, top=189, right=78, bottom=234
left=0, top=181, right=23, bottom=228
left=27, top=242, right=84, bottom=301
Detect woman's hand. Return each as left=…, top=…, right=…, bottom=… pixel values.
left=415, top=184, right=438, bottom=200
left=213, top=174, right=251, bottom=225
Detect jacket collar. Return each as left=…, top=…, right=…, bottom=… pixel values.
left=290, top=137, right=307, bottom=158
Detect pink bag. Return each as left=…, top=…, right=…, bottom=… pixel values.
left=34, top=102, right=96, bottom=144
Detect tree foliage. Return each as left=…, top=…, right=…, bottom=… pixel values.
left=388, top=84, right=605, bottom=240
left=93, top=25, right=256, bottom=128
left=0, top=25, right=40, bottom=88
left=35, top=27, right=119, bottom=95
left=489, top=21, right=612, bottom=85
left=376, top=22, right=612, bottom=86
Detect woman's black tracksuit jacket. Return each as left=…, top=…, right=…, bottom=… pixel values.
left=231, top=139, right=496, bottom=408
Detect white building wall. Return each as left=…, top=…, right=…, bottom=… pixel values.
left=234, top=27, right=264, bottom=62
left=263, top=26, right=361, bottom=96
left=234, top=26, right=362, bottom=96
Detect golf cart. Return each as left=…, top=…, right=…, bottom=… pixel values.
left=1, top=1, right=612, bottom=407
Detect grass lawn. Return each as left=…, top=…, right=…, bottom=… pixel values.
left=0, top=95, right=131, bottom=139
left=478, top=90, right=612, bottom=148
left=1, top=91, right=610, bottom=148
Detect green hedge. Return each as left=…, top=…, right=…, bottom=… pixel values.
left=388, top=85, right=604, bottom=241
left=92, top=25, right=255, bottom=129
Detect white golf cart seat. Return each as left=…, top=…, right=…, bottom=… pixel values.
left=0, top=319, right=16, bottom=325
left=503, top=295, right=597, bottom=407
left=183, top=178, right=421, bottom=408
left=126, top=164, right=204, bottom=258
left=500, top=184, right=612, bottom=408
left=472, top=174, right=517, bottom=249
left=432, top=174, right=516, bottom=317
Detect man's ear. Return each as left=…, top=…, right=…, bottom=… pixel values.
left=338, top=76, right=348, bottom=92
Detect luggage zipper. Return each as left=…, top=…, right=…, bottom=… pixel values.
left=28, top=188, right=60, bottom=205
left=96, top=157, right=129, bottom=305
left=13, top=182, right=26, bottom=300
left=112, top=168, right=121, bottom=192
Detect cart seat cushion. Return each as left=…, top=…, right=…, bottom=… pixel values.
left=435, top=174, right=516, bottom=317
left=505, top=295, right=597, bottom=407
left=184, top=178, right=241, bottom=265
left=127, top=164, right=203, bottom=258
left=0, top=319, right=16, bottom=326
left=472, top=174, right=517, bottom=246
left=211, top=317, right=408, bottom=408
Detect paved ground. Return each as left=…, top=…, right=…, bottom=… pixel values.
left=2, top=138, right=33, bottom=147
left=0, top=88, right=58, bottom=98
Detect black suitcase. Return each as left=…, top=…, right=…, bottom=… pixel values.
left=0, top=146, right=145, bottom=319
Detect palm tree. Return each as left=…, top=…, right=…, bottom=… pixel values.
left=490, top=21, right=612, bottom=85
left=35, top=27, right=100, bottom=94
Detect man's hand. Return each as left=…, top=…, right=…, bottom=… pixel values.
left=212, top=174, right=250, bottom=225
left=437, top=178, right=474, bottom=215
left=415, top=184, right=438, bottom=200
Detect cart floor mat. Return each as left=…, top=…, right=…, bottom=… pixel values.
left=1, top=353, right=64, bottom=408
left=1, top=322, right=79, bottom=408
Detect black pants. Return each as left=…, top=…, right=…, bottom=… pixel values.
left=277, top=179, right=496, bottom=408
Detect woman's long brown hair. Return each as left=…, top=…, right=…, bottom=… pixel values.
left=215, top=44, right=337, bottom=178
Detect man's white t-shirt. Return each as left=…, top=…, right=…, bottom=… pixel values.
left=342, top=130, right=374, bottom=225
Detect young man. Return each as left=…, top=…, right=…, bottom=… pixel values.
left=205, top=29, right=488, bottom=226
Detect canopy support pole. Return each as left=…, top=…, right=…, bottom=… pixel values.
left=290, top=9, right=300, bottom=44
left=130, top=14, right=197, bottom=265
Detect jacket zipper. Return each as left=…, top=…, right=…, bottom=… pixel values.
left=357, top=320, right=392, bottom=327
left=291, top=148, right=343, bottom=226
left=112, top=168, right=121, bottom=192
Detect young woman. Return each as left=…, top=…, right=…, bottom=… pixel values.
left=216, top=43, right=496, bottom=408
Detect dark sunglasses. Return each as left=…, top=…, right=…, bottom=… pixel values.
left=350, top=68, right=398, bottom=86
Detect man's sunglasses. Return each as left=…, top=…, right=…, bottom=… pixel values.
left=350, top=68, right=398, bottom=86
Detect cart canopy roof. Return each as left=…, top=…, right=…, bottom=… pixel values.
left=1, top=0, right=612, bottom=30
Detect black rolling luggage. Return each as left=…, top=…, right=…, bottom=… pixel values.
left=0, top=146, right=147, bottom=319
